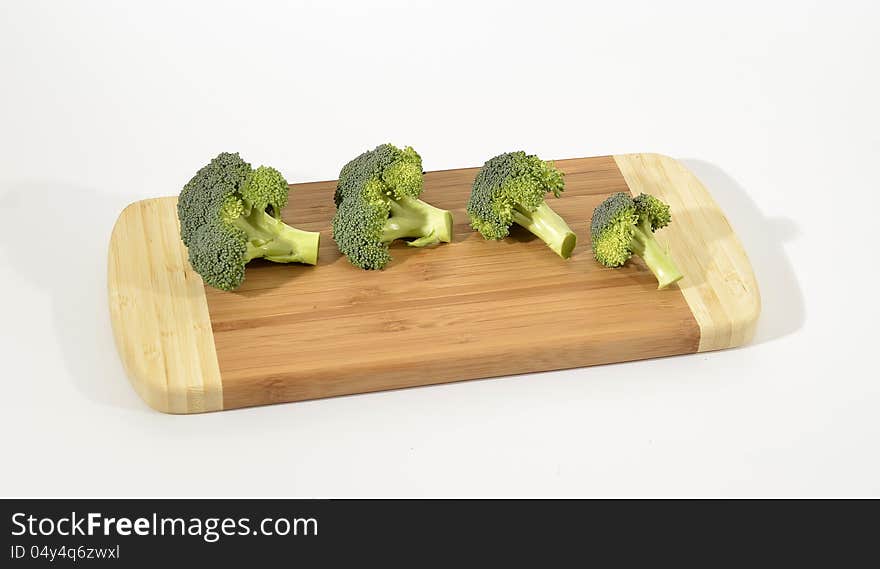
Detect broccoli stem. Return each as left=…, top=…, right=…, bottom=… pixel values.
left=631, top=220, right=683, bottom=289
left=511, top=202, right=577, bottom=259
left=382, top=196, right=454, bottom=247
left=232, top=208, right=320, bottom=265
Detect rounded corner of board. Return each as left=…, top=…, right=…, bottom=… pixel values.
left=107, top=197, right=224, bottom=414
left=613, top=153, right=762, bottom=353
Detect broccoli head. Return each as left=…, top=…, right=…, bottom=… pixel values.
left=590, top=192, right=683, bottom=289
left=177, top=152, right=320, bottom=291
left=332, top=143, right=454, bottom=270
left=466, top=151, right=576, bottom=259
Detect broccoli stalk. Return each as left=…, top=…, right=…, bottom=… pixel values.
left=511, top=201, right=577, bottom=259
left=630, top=217, right=681, bottom=289
left=383, top=196, right=454, bottom=247
left=467, top=151, right=576, bottom=259
left=590, top=192, right=683, bottom=289
left=230, top=206, right=320, bottom=264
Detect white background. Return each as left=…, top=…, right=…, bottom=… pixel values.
left=1, top=0, right=877, bottom=497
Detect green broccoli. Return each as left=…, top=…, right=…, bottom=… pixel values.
left=590, top=192, right=683, bottom=289
left=177, top=152, right=320, bottom=291
left=332, top=143, right=453, bottom=270
left=466, top=151, right=576, bottom=259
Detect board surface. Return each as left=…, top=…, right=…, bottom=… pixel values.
left=108, top=154, right=760, bottom=413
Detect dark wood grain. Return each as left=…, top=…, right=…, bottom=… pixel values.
left=204, top=156, right=700, bottom=409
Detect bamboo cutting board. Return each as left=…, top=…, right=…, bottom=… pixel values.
left=108, top=154, right=760, bottom=413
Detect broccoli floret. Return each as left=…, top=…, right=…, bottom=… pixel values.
left=177, top=152, right=320, bottom=291
left=466, top=151, right=576, bottom=259
left=590, top=192, right=683, bottom=289
left=332, top=144, right=453, bottom=270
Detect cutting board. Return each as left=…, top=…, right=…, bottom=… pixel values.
left=108, top=154, right=760, bottom=413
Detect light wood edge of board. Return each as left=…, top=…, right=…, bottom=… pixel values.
left=107, top=197, right=223, bottom=414
left=613, top=153, right=761, bottom=351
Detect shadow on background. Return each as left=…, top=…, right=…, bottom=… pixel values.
left=681, top=160, right=804, bottom=344
left=0, top=182, right=148, bottom=412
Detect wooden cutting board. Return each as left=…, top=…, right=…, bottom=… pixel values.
left=108, top=153, right=760, bottom=413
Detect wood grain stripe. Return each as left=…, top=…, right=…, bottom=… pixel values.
left=108, top=198, right=223, bottom=413
left=613, top=154, right=761, bottom=351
